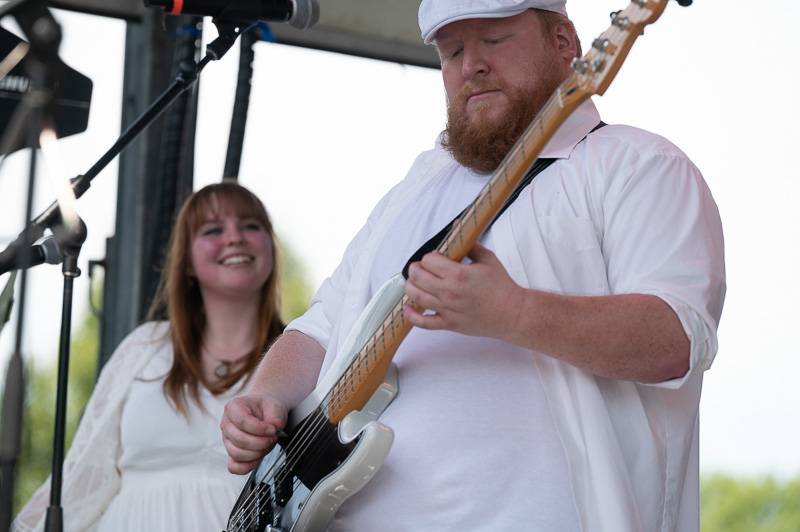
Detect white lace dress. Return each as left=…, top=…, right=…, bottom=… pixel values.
left=13, top=322, right=248, bottom=532
left=94, top=341, right=247, bottom=531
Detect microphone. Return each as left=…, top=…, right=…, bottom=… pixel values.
left=143, top=0, right=320, bottom=30
left=0, top=235, right=63, bottom=275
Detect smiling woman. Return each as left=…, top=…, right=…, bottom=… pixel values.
left=13, top=182, right=285, bottom=532
left=151, top=182, right=283, bottom=410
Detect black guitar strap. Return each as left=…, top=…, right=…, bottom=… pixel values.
left=402, top=121, right=606, bottom=278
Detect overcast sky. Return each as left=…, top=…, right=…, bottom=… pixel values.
left=2, top=0, right=799, bottom=479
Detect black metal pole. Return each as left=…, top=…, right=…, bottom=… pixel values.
left=43, top=219, right=85, bottom=532
left=0, top=146, right=37, bottom=532
left=223, top=25, right=258, bottom=180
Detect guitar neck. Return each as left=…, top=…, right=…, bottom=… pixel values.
left=326, top=76, right=589, bottom=422
left=440, top=76, right=587, bottom=260
left=328, top=296, right=411, bottom=422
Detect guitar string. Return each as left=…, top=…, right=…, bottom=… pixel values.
left=228, top=20, right=631, bottom=526
left=228, top=302, right=406, bottom=529
left=231, top=422, right=342, bottom=531
left=226, top=392, right=337, bottom=528
left=228, top=303, right=402, bottom=528
left=229, top=313, right=406, bottom=532
left=233, top=292, right=413, bottom=528
left=228, top=407, right=332, bottom=529
left=228, top=302, right=409, bottom=526
left=229, top=416, right=334, bottom=532
left=250, top=300, right=408, bottom=515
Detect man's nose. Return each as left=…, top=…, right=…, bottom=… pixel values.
left=461, top=44, right=489, bottom=79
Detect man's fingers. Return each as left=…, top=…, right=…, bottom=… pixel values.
left=224, top=398, right=275, bottom=437
left=468, top=242, right=496, bottom=263
left=405, top=280, right=442, bottom=311
left=258, top=398, right=288, bottom=430
left=420, top=251, right=460, bottom=276
left=222, top=417, right=275, bottom=453
left=223, top=435, right=274, bottom=464
left=404, top=304, right=446, bottom=330
left=227, top=456, right=262, bottom=475
left=407, top=261, right=443, bottom=292
left=221, top=394, right=289, bottom=476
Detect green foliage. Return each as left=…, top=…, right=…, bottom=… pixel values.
left=13, top=308, right=99, bottom=513
left=279, top=239, right=315, bottom=323
left=701, top=474, right=800, bottom=532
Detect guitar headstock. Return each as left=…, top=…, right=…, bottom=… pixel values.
left=566, top=0, right=675, bottom=101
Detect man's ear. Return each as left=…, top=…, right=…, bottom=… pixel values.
left=554, top=21, right=579, bottom=63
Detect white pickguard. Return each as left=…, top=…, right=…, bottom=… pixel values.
left=248, top=274, right=406, bottom=532
left=291, top=273, right=406, bottom=426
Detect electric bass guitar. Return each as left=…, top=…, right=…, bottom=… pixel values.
left=225, top=1, right=689, bottom=530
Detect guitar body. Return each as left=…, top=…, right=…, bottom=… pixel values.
left=226, top=275, right=406, bottom=532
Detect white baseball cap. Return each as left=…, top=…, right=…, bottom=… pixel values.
left=419, top=0, right=568, bottom=44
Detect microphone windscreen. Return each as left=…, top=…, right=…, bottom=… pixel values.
left=289, top=0, right=320, bottom=30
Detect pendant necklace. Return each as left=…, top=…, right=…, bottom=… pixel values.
left=214, top=361, right=232, bottom=379
left=205, top=349, right=250, bottom=379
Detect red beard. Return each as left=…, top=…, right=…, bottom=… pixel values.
left=442, top=75, right=562, bottom=174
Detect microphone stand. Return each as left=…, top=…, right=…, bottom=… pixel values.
left=0, top=145, right=39, bottom=532
left=0, top=9, right=250, bottom=530
left=43, top=216, right=85, bottom=532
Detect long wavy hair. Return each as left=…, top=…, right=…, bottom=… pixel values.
left=148, top=182, right=284, bottom=415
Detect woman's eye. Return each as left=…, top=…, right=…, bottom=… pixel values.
left=202, top=227, right=222, bottom=236
left=243, top=222, right=263, bottom=232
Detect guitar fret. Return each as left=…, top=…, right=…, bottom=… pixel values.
left=335, top=303, right=406, bottom=408
left=368, top=336, right=376, bottom=357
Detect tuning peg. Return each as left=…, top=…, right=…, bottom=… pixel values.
left=571, top=58, right=590, bottom=74
left=610, top=11, right=629, bottom=29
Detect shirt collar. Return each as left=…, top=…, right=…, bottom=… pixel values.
left=539, top=98, right=602, bottom=159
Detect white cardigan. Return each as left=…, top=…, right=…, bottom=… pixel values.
left=13, top=322, right=170, bottom=532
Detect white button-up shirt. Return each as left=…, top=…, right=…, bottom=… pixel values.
left=288, top=99, right=725, bottom=531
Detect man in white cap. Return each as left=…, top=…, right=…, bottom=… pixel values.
left=221, top=1, right=725, bottom=530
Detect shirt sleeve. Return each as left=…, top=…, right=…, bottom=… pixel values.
left=600, top=145, right=726, bottom=389
left=285, top=148, right=446, bottom=349
left=284, top=218, right=375, bottom=349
